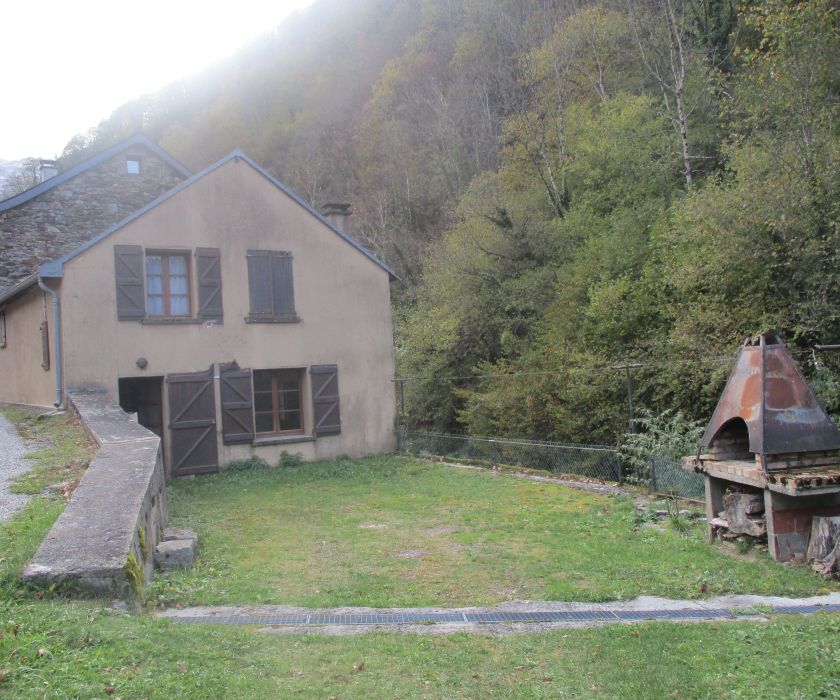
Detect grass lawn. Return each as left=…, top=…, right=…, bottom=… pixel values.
left=150, top=456, right=839, bottom=608
left=2, top=410, right=839, bottom=698
left=2, top=496, right=839, bottom=699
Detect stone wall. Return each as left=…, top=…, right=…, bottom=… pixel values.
left=0, top=146, right=186, bottom=292
left=22, top=391, right=168, bottom=598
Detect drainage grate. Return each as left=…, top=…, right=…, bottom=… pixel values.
left=167, top=603, right=840, bottom=627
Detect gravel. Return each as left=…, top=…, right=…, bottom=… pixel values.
left=0, top=411, right=33, bottom=521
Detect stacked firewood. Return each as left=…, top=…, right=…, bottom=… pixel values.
left=710, top=486, right=766, bottom=539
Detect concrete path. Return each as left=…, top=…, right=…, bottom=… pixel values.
left=156, top=593, right=840, bottom=636
left=0, top=411, right=32, bottom=522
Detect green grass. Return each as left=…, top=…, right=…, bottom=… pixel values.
left=0, top=447, right=838, bottom=698
left=150, top=456, right=838, bottom=608
left=1, top=597, right=839, bottom=699
left=0, top=407, right=95, bottom=495
left=2, top=503, right=839, bottom=699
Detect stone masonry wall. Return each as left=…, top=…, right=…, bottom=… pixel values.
left=0, top=146, right=186, bottom=292
left=22, top=391, right=168, bottom=598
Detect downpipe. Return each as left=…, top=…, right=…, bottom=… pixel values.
left=37, top=277, right=63, bottom=408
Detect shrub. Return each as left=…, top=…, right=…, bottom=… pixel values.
left=225, top=456, right=270, bottom=471
left=620, top=409, right=704, bottom=482
left=810, top=366, right=840, bottom=427
left=276, top=451, right=305, bottom=468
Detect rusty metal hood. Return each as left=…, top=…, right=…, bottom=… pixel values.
left=701, top=331, right=840, bottom=464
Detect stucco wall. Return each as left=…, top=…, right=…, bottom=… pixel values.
left=60, top=157, right=397, bottom=461
left=0, top=285, right=56, bottom=407
left=0, top=145, right=186, bottom=292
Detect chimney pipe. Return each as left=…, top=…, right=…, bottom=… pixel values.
left=322, top=202, right=352, bottom=234
left=38, top=160, right=58, bottom=183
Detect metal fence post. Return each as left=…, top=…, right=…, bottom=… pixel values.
left=648, top=455, right=658, bottom=492
left=490, top=438, right=498, bottom=468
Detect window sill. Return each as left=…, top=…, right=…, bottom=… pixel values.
left=245, top=315, right=301, bottom=324
left=252, top=434, right=315, bottom=447
left=141, top=317, right=203, bottom=325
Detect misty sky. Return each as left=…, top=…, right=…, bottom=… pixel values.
left=1, top=0, right=316, bottom=161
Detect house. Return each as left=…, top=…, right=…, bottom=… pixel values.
left=0, top=136, right=398, bottom=475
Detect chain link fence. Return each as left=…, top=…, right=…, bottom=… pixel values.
left=625, top=454, right=706, bottom=500
left=399, top=430, right=705, bottom=500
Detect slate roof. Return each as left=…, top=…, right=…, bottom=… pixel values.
left=0, top=148, right=396, bottom=306
left=0, top=134, right=193, bottom=295
left=0, top=134, right=191, bottom=214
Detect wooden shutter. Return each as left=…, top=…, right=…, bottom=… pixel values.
left=247, top=251, right=272, bottom=316
left=114, top=245, right=146, bottom=321
left=167, top=366, right=219, bottom=476
left=40, top=321, right=50, bottom=370
left=196, top=248, right=223, bottom=320
left=271, top=252, right=296, bottom=318
left=310, top=364, right=341, bottom=435
left=114, top=245, right=145, bottom=320
left=220, top=362, right=255, bottom=444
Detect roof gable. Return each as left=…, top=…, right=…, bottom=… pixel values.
left=0, top=134, right=192, bottom=214
left=40, top=149, right=398, bottom=281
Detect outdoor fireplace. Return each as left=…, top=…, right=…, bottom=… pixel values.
left=684, top=331, right=840, bottom=562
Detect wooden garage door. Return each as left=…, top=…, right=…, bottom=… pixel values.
left=167, top=366, right=219, bottom=476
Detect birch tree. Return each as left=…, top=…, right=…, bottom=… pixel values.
left=626, top=0, right=699, bottom=186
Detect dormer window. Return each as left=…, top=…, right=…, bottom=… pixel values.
left=126, top=157, right=141, bottom=175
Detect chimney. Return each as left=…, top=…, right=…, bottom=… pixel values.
left=322, top=202, right=352, bottom=234
left=38, top=160, right=58, bottom=183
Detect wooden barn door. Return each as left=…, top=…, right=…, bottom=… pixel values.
left=167, top=366, right=219, bottom=476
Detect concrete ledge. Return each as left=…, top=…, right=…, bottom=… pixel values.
left=22, top=391, right=167, bottom=598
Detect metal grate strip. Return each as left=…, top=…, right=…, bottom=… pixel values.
left=166, top=604, right=840, bottom=627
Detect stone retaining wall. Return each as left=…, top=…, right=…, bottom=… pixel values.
left=22, top=391, right=167, bottom=597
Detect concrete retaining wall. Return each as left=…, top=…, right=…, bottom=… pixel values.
left=22, top=390, right=167, bottom=598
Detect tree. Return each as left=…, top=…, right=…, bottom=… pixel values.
left=1, top=158, right=40, bottom=199
left=625, top=0, right=710, bottom=186
left=654, top=0, right=840, bottom=413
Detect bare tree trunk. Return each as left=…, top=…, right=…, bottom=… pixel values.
left=627, top=0, right=695, bottom=186
left=665, top=0, right=694, bottom=185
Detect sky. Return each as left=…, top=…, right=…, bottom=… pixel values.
left=0, top=0, right=316, bottom=161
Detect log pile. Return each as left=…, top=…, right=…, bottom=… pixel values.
left=807, top=516, right=840, bottom=575
left=723, top=487, right=766, bottom=537
left=710, top=486, right=767, bottom=539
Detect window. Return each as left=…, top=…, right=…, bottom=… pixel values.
left=0, top=311, right=6, bottom=348
left=145, top=253, right=191, bottom=317
left=253, top=369, right=303, bottom=434
left=246, top=250, right=297, bottom=322
left=115, top=246, right=222, bottom=322
left=126, top=157, right=141, bottom=175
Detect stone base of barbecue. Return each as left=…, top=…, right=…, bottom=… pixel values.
left=702, top=470, right=840, bottom=562
left=764, top=490, right=840, bottom=562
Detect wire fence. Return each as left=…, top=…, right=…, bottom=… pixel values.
left=625, top=453, right=706, bottom=500
left=399, top=430, right=705, bottom=500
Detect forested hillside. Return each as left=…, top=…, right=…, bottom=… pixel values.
left=61, top=0, right=840, bottom=443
